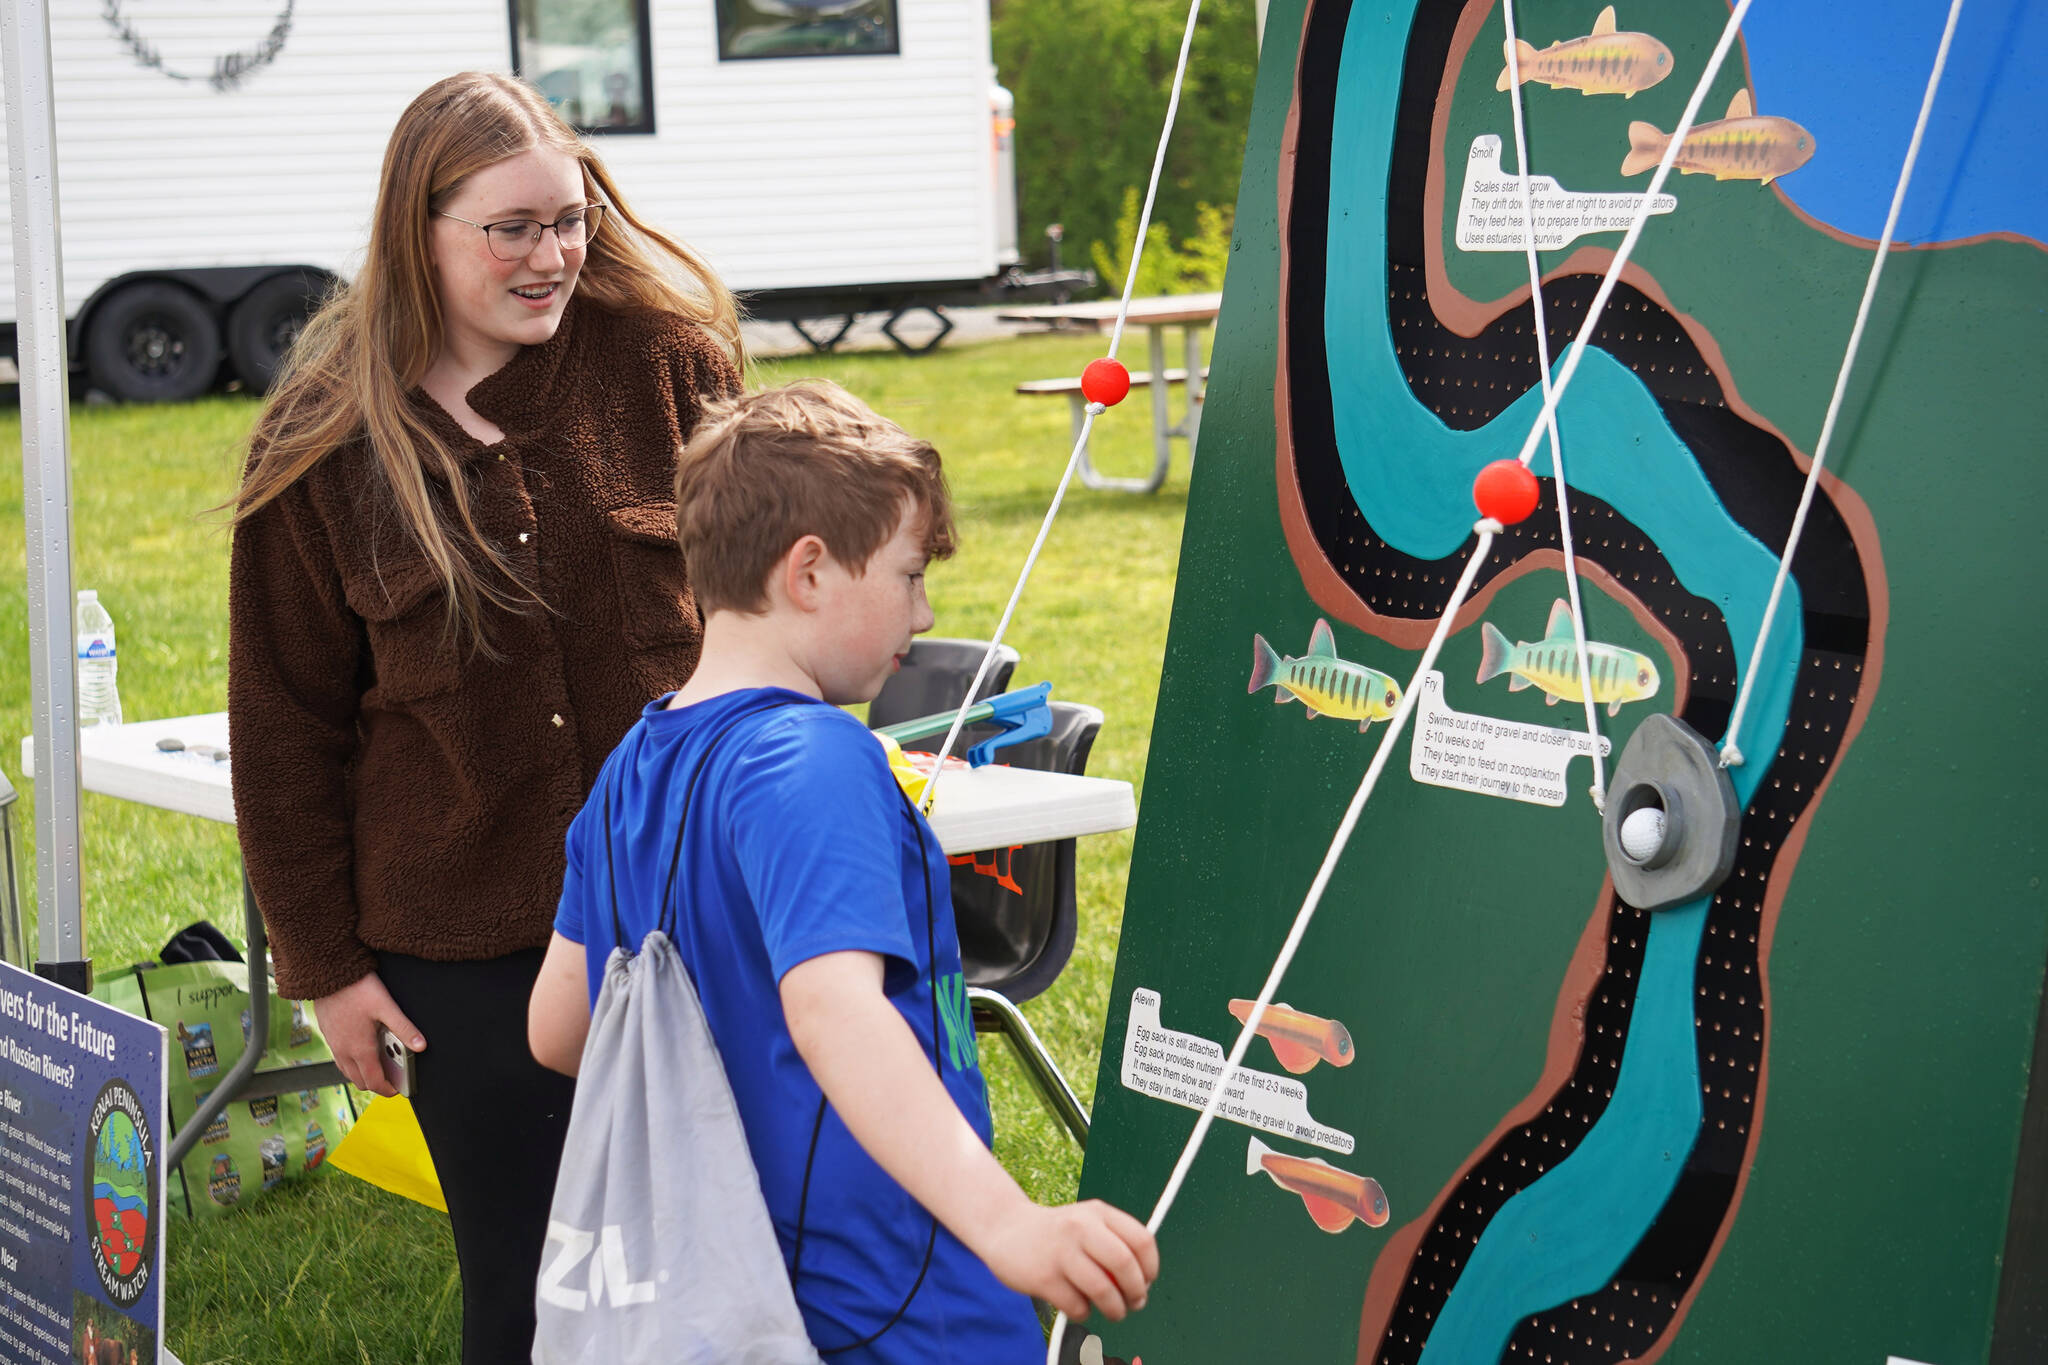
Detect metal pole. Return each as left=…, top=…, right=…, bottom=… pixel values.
left=1, top=0, right=88, bottom=992
left=969, top=988, right=1089, bottom=1148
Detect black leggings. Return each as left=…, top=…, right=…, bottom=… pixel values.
left=380, top=948, right=577, bottom=1365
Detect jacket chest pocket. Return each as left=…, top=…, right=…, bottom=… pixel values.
left=342, top=559, right=462, bottom=703
left=606, top=502, right=700, bottom=650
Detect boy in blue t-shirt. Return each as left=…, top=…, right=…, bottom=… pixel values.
left=528, top=380, right=1158, bottom=1361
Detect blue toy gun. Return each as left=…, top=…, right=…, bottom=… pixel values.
left=875, top=682, right=1053, bottom=767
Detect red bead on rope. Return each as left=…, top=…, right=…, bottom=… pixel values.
left=1473, top=458, right=1540, bottom=525
left=1080, top=358, right=1131, bottom=407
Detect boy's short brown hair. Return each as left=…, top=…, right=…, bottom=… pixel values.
left=676, top=381, right=957, bottom=614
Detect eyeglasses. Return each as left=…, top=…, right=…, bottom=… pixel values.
left=435, top=203, right=604, bottom=261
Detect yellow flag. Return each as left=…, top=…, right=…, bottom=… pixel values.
left=328, top=1094, right=447, bottom=1212
left=875, top=732, right=933, bottom=808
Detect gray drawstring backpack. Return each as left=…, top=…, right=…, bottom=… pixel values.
left=534, top=706, right=822, bottom=1365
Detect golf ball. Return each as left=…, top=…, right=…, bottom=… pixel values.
left=1620, top=806, right=1666, bottom=862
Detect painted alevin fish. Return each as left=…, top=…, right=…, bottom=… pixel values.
left=1622, top=87, right=1815, bottom=184
left=1246, top=1136, right=1390, bottom=1234
left=1227, top=999, right=1355, bottom=1075
left=1249, top=618, right=1402, bottom=732
left=1477, top=598, right=1661, bottom=716
left=1496, top=5, right=1672, bottom=98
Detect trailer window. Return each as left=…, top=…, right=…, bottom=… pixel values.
left=511, top=0, right=656, bottom=134
left=715, top=0, right=900, bottom=61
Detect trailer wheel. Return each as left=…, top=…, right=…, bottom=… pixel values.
left=84, top=281, right=222, bottom=403
left=227, top=272, right=322, bottom=394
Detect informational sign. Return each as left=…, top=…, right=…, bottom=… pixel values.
left=1455, top=133, right=1676, bottom=253
left=1408, top=671, right=1610, bottom=807
left=0, top=961, right=165, bottom=1365
left=1120, top=988, right=1354, bottom=1154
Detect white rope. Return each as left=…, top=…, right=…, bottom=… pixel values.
left=1049, top=524, right=1497, bottom=1363
left=917, top=405, right=1098, bottom=819
left=1502, top=0, right=1607, bottom=812
left=921, top=0, right=1209, bottom=816
left=1719, top=0, right=1964, bottom=768
left=1106, top=0, right=1208, bottom=360
left=1140, top=521, right=1500, bottom=1232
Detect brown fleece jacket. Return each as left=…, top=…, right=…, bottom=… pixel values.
left=228, top=302, right=738, bottom=999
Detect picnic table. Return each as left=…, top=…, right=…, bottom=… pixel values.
left=27, top=712, right=1137, bottom=1162
left=999, top=292, right=1221, bottom=493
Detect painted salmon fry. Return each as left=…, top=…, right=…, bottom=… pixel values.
left=1249, top=618, right=1403, bottom=732
left=1477, top=599, right=1661, bottom=716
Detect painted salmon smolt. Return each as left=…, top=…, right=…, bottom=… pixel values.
left=1622, top=87, right=1815, bottom=184
left=1496, top=5, right=1672, bottom=98
left=1477, top=598, right=1661, bottom=715
left=1249, top=618, right=1402, bottom=731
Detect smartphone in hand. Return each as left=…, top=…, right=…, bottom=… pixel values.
left=377, top=1027, right=418, bottom=1097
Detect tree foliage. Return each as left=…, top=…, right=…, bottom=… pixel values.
left=993, top=0, right=1258, bottom=282
left=1091, top=189, right=1234, bottom=296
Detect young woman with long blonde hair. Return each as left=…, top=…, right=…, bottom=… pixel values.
left=227, top=72, right=740, bottom=1360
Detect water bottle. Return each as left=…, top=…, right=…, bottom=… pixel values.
left=76, top=589, right=123, bottom=728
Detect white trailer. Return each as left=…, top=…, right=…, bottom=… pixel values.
left=0, top=0, right=1037, bottom=401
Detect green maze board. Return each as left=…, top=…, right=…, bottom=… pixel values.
left=1071, top=0, right=2048, bottom=1362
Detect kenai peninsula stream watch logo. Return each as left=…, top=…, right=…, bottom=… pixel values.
left=102, top=0, right=295, bottom=92
left=87, top=1078, right=158, bottom=1306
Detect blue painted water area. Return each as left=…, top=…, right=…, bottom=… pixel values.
left=1748, top=0, right=2046, bottom=247
left=94, top=1183, right=148, bottom=1214
left=1320, top=1, right=1802, bottom=1358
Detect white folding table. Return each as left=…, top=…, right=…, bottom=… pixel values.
left=30, top=712, right=1137, bottom=854
left=29, top=712, right=1137, bottom=1157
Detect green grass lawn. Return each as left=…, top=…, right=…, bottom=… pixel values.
left=0, top=330, right=1193, bottom=1362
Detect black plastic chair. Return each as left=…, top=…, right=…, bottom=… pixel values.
left=867, top=648, right=1097, bottom=1148
left=866, top=637, right=1018, bottom=730
left=953, top=702, right=1103, bottom=1149
left=952, top=701, right=1099, bottom=1001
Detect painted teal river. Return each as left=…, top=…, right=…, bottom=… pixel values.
left=1321, top=1, right=1800, bottom=1358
